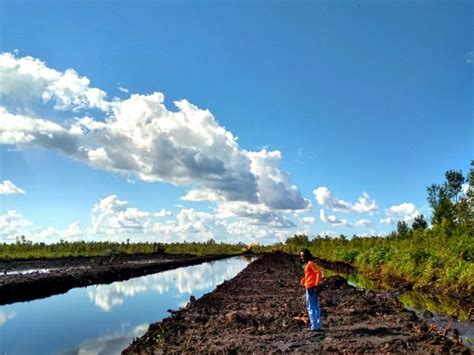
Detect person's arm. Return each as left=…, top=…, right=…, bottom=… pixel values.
left=309, top=262, right=322, bottom=286
left=300, top=264, right=307, bottom=286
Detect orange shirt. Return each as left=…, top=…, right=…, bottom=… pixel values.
left=300, top=260, right=322, bottom=288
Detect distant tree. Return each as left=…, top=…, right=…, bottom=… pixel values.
left=444, top=170, right=465, bottom=203
left=412, top=214, right=428, bottom=231
left=427, top=166, right=471, bottom=231
left=397, top=220, right=411, bottom=238
left=467, top=161, right=474, bottom=210
left=285, top=234, right=309, bottom=245
left=427, top=182, right=454, bottom=227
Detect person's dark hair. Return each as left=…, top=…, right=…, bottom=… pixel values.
left=300, top=248, right=313, bottom=261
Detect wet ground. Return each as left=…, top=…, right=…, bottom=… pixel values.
left=0, top=253, right=237, bottom=305
left=124, top=253, right=471, bottom=354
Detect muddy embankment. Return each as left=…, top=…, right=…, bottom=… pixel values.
left=124, top=253, right=471, bottom=354
left=0, top=253, right=238, bottom=305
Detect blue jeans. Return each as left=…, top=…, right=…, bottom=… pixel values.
left=306, top=287, right=320, bottom=330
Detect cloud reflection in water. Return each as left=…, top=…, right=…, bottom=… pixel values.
left=86, top=257, right=253, bottom=311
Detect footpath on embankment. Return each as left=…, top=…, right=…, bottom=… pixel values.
left=124, top=252, right=470, bottom=354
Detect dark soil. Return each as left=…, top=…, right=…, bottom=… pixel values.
left=123, top=253, right=471, bottom=354
left=0, top=253, right=237, bottom=305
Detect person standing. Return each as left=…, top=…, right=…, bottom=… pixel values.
left=299, top=248, right=323, bottom=332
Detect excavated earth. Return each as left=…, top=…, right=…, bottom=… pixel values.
left=124, top=252, right=471, bottom=354
left=0, top=253, right=236, bottom=305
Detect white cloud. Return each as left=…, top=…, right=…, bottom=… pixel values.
left=355, top=219, right=372, bottom=227
left=0, top=180, right=25, bottom=194
left=0, top=52, right=308, bottom=213
left=0, top=210, right=32, bottom=241
left=300, top=216, right=316, bottom=225
left=0, top=210, right=83, bottom=242
left=247, top=149, right=311, bottom=210
left=89, top=195, right=170, bottom=235
left=380, top=202, right=420, bottom=224
left=118, top=86, right=129, bottom=93
left=313, top=186, right=377, bottom=214
left=319, top=209, right=353, bottom=227
left=215, top=200, right=296, bottom=228
left=0, top=194, right=296, bottom=244
left=181, top=189, right=224, bottom=202
left=155, top=209, right=172, bottom=217
left=380, top=217, right=393, bottom=225
left=0, top=52, right=109, bottom=112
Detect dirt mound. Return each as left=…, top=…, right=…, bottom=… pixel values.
left=123, top=253, right=470, bottom=354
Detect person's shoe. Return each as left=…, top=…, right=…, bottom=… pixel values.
left=309, top=328, right=325, bottom=337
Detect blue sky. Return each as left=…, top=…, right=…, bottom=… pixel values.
left=0, top=0, right=472, bottom=244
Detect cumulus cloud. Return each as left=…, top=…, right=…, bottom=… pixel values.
left=380, top=202, right=420, bottom=224
left=90, top=195, right=171, bottom=235
left=0, top=209, right=84, bottom=242
left=0, top=180, right=25, bottom=194
left=247, top=150, right=310, bottom=210
left=313, top=187, right=377, bottom=214
left=0, top=210, right=32, bottom=241
left=215, top=200, right=296, bottom=228
left=300, top=216, right=316, bottom=225
left=0, top=194, right=297, bottom=244
left=0, top=52, right=308, bottom=213
left=181, top=189, right=224, bottom=202
left=0, top=52, right=109, bottom=112
left=319, top=209, right=353, bottom=227
left=355, top=219, right=372, bottom=227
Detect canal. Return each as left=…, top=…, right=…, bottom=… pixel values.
left=0, top=255, right=256, bottom=354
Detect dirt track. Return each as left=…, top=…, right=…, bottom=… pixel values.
left=124, top=253, right=471, bottom=354
left=0, top=253, right=236, bottom=305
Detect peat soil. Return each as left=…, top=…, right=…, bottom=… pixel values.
left=0, top=253, right=237, bottom=305
left=124, top=253, right=471, bottom=354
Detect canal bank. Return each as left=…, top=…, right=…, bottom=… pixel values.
left=124, top=252, right=470, bottom=353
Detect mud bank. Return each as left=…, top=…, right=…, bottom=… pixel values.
left=0, top=253, right=238, bottom=305
left=124, top=253, right=470, bottom=354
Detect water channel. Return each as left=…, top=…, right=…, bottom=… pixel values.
left=0, top=255, right=256, bottom=354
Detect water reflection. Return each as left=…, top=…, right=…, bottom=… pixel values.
left=86, top=258, right=252, bottom=311
left=0, top=255, right=254, bottom=355
left=0, top=311, right=16, bottom=326
left=61, top=323, right=148, bottom=355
